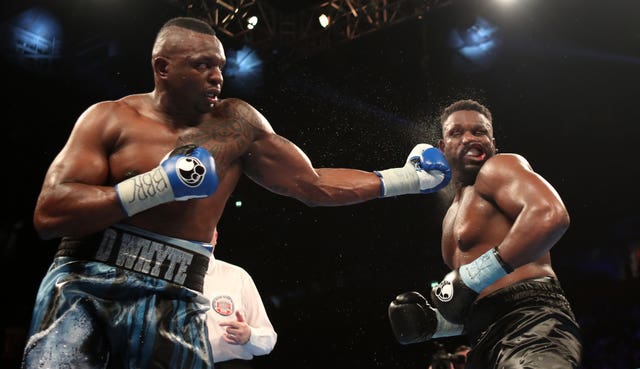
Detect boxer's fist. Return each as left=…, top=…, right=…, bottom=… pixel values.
left=116, top=144, right=219, bottom=216
left=410, top=144, right=451, bottom=193
left=388, top=291, right=463, bottom=345
left=430, top=269, right=477, bottom=324
left=160, top=145, right=219, bottom=200
left=375, top=144, right=451, bottom=197
left=431, top=247, right=513, bottom=324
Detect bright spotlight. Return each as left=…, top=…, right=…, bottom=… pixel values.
left=318, top=14, right=330, bottom=28
left=247, top=15, right=258, bottom=30
left=224, top=45, right=264, bottom=92
left=448, top=16, right=501, bottom=70
left=7, top=6, right=63, bottom=67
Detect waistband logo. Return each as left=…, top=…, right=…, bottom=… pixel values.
left=96, top=229, right=193, bottom=285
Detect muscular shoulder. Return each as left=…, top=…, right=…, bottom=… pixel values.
left=480, top=153, right=531, bottom=177
left=214, top=98, right=275, bottom=134
left=475, top=153, right=532, bottom=193
left=80, top=95, right=146, bottom=126
left=68, top=99, right=135, bottom=142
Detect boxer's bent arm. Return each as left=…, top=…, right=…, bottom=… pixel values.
left=475, top=154, right=570, bottom=267
left=34, top=102, right=128, bottom=239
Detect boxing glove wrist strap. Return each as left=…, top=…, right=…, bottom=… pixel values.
left=459, top=246, right=513, bottom=293
left=115, top=167, right=175, bottom=217
left=433, top=309, right=465, bottom=338
left=374, top=166, right=419, bottom=197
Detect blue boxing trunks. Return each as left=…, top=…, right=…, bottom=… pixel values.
left=22, top=223, right=216, bottom=369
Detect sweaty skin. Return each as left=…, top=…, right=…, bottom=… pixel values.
left=438, top=110, right=569, bottom=299
left=33, top=27, right=381, bottom=243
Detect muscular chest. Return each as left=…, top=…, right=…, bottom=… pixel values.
left=110, top=116, right=252, bottom=183
left=442, top=187, right=499, bottom=263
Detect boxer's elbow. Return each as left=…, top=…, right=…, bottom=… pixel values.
left=549, top=202, right=570, bottom=233
left=535, top=201, right=570, bottom=239
left=33, top=197, right=69, bottom=240
left=33, top=214, right=58, bottom=240
left=33, top=209, right=65, bottom=240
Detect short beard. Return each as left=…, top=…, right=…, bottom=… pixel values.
left=457, top=165, right=481, bottom=187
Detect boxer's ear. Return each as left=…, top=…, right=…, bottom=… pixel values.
left=153, top=56, right=170, bottom=78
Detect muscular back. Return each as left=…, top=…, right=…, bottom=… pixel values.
left=441, top=154, right=560, bottom=298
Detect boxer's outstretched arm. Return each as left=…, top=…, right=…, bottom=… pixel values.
left=240, top=101, right=449, bottom=206
left=243, top=129, right=449, bottom=206
left=243, top=130, right=381, bottom=206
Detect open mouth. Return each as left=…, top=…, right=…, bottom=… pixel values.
left=463, top=143, right=486, bottom=161
left=205, top=91, right=219, bottom=105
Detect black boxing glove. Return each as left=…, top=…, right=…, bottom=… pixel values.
left=431, top=247, right=513, bottom=324
left=388, top=291, right=464, bottom=345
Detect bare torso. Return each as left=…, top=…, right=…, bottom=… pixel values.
left=441, top=156, right=557, bottom=298
left=103, top=94, right=259, bottom=242
left=34, top=89, right=381, bottom=244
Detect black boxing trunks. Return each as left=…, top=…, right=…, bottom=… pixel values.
left=464, top=277, right=583, bottom=369
left=22, top=223, right=216, bottom=369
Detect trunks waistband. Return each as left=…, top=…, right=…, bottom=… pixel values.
left=56, top=224, right=211, bottom=292
left=464, top=277, right=575, bottom=340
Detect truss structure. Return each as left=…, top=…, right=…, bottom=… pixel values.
left=178, top=0, right=452, bottom=61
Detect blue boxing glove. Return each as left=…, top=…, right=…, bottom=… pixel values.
left=431, top=247, right=513, bottom=324
left=388, top=291, right=464, bottom=345
left=115, top=144, right=219, bottom=216
left=375, top=144, right=451, bottom=197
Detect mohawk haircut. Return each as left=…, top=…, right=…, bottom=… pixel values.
left=159, top=16, right=215, bottom=36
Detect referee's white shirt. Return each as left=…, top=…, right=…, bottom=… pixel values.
left=203, top=256, right=278, bottom=363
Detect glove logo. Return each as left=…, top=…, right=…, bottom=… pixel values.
left=434, top=280, right=454, bottom=302
left=176, top=157, right=207, bottom=187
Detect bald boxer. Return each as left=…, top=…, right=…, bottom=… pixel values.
left=22, top=16, right=450, bottom=369
left=389, top=99, right=582, bottom=368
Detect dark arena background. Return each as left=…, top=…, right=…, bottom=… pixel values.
left=2, top=0, right=640, bottom=368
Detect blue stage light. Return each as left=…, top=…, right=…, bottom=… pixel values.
left=10, top=7, right=63, bottom=63
left=448, top=16, right=501, bottom=70
left=224, top=45, right=264, bottom=91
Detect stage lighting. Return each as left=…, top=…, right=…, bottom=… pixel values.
left=6, top=6, right=63, bottom=68
left=224, top=45, right=264, bottom=92
left=246, top=15, right=258, bottom=30
left=448, top=16, right=501, bottom=70
left=318, top=14, right=330, bottom=28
